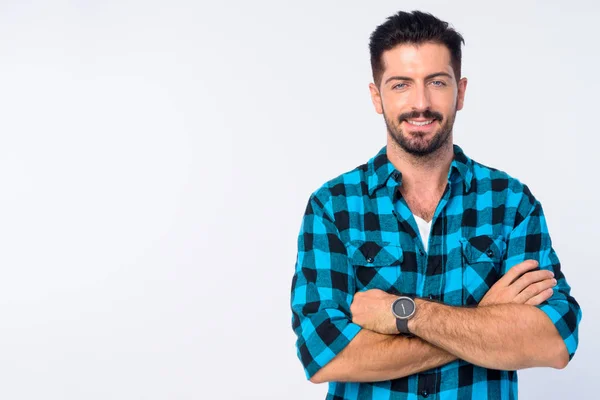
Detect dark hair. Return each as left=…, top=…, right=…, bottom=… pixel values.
left=369, top=11, right=465, bottom=87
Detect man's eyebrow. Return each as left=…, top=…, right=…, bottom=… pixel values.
left=384, top=72, right=454, bottom=85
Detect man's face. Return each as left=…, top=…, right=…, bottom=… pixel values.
left=369, top=42, right=467, bottom=157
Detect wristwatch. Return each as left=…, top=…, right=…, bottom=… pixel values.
left=391, top=296, right=416, bottom=336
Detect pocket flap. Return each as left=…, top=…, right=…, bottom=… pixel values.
left=347, top=240, right=403, bottom=267
left=460, top=235, right=506, bottom=264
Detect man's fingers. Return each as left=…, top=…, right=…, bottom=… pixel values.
left=514, top=278, right=557, bottom=304
left=497, top=259, right=539, bottom=287
left=510, top=269, right=555, bottom=294
left=524, top=288, right=555, bottom=306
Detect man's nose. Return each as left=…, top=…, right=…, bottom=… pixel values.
left=410, top=84, right=431, bottom=111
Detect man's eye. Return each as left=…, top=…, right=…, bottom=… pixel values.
left=431, top=80, right=446, bottom=87
left=392, top=83, right=407, bottom=90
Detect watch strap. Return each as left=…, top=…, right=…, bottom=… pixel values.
left=396, top=317, right=413, bottom=336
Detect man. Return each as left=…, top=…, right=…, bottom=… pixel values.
left=290, top=10, right=581, bottom=400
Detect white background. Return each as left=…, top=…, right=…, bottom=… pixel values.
left=0, top=0, right=596, bottom=399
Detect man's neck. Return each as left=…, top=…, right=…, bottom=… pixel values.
left=386, top=139, right=454, bottom=194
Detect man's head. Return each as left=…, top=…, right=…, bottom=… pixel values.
left=368, top=11, right=467, bottom=157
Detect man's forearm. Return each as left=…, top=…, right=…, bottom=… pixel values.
left=310, top=328, right=456, bottom=383
left=408, top=299, right=569, bottom=370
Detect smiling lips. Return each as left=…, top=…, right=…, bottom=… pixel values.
left=406, top=119, right=434, bottom=126
left=403, top=119, right=437, bottom=130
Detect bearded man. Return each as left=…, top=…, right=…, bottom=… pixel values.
left=290, top=10, right=581, bottom=400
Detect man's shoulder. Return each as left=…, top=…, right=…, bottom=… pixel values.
left=308, top=161, right=370, bottom=208
left=469, top=157, right=535, bottom=202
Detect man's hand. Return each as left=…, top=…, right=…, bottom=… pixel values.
left=350, top=289, right=399, bottom=335
left=479, top=259, right=556, bottom=306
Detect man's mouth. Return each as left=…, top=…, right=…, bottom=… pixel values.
left=405, top=119, right=435, bottom=127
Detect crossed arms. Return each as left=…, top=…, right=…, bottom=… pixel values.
left=311, top=261, right=566, bottom=383
left=291, top=195, right=582, bottom=383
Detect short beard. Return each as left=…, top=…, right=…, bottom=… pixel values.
left=384, top=108, right=456, bottom=157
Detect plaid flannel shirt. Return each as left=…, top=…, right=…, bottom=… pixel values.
left=290, top=145, right=581, bottom=400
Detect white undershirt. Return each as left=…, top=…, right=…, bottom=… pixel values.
left=414, top=215, right=432, bottom=253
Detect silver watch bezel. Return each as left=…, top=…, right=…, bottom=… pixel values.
left=391, top=296, right=416, bottom=320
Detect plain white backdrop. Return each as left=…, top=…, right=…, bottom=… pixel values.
left=0, top=0, right=596, bottom=399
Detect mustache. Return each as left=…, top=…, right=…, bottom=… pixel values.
left=398, top=110, right=443, bottom=122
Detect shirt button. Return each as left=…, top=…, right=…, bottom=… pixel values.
left=419, top=249, right=425, bottom=256
left=428, top=295, right=433, bottom=300
left=366, top=257, right=373, bottom=263
left=421, top=390, right=429, bottom=398
left=486, top=249, right=494, bottom=257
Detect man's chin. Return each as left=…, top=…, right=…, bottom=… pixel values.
left=394, top=137, right=440, bottom=157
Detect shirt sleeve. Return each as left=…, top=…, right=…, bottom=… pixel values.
left=290, top=193, right=362, bottom=379
left=503, top=188, right=582, bottom=360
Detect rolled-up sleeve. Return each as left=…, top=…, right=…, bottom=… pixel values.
left=290, top=192, right=362, bottom=379
left=503, top=191, right=582, bottom=360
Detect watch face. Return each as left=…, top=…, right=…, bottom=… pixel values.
left=392, top=297, right=415, bottom=319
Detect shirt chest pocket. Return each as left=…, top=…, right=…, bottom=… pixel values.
left=346, top=240, right=404, bottom=294
left=461, top=235, right=507, bottom=306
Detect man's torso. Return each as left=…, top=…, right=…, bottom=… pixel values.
left=320, top=145, right=523, bottom=399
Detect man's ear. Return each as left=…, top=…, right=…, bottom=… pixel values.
left=369, top=83, right=383, bottom=114
left=456, top=77, right=468, bottom=111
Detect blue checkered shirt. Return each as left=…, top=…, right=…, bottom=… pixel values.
left=290, top=145, right=581, bottom=399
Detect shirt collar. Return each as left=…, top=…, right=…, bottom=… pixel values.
left=366, top=144, right=474, bottom=196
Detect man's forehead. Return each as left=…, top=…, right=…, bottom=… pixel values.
left=381, top=42, right=454, bottom=78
